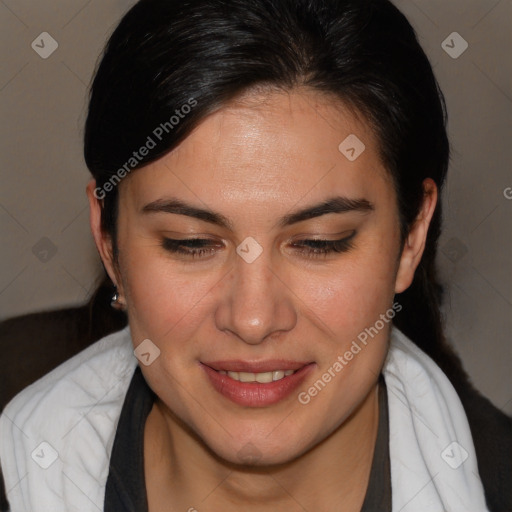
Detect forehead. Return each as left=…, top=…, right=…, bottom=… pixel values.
left=121, top=88, right=391, bottom=216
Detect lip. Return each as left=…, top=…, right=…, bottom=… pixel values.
left=200, top=361, right=316, bottom=407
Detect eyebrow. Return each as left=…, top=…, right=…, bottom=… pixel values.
left=141, top=195, right=374, bottom=230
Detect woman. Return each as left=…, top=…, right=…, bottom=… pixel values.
left=0, top=0, right=510, bottom=511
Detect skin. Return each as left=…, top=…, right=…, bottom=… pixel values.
left=86, top=88, right=437, bottom=512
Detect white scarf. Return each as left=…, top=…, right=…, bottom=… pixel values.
left=0, top=325, right=489, bottom=511
left=382, top=328, right=489, bottom=511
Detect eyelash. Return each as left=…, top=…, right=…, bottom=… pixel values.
left=161, top=233, right=355, bottom=260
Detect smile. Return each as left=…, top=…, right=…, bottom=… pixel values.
left=200, top=362, right=315, bottom=407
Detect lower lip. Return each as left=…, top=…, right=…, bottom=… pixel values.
left=200, top=363, right=315, bottom=407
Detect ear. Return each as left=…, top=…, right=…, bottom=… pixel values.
left=394, top=178, right=438, bottom=294
left=86, top=179, right=123, bottom=292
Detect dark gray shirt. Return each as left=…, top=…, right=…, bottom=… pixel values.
left=104, top=367, right=391, bottom=511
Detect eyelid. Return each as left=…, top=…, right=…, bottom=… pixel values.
left=161, top=232, right=355, bottom=247
left=288, top=229, right=356, bottom=243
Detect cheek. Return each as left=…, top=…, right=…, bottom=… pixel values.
left=300, top=242, right=398, bottom=341
left=293, top=250, right=396, bottom=425
left=120, top=244, right=220, bottom=343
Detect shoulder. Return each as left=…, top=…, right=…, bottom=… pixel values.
left=0, top=326, right=138, bottom=511
left=1, top=325, right=135, bottom=428
left=452, top=367, right=512, bottom=512
left=386, top=326, right=512, bottom=512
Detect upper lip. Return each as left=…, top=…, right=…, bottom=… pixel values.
left=202, top=360, right=313, bottom=373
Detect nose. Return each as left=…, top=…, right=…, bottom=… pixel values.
left=214, top=249, right=297, bottom=345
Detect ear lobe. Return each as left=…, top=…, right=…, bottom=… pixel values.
left=86, top=179, right=120, bottom=287
left=394, top=178, right=438, bottom=294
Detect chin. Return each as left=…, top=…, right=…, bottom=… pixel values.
left=204, top=431, right=312, bottom=468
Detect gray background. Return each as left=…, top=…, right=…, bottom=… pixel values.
left=0, top=0, right=511, bottom=414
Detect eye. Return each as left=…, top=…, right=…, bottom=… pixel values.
left=162, top=238, right=221, bottom=259
left=162, top=232, right=356, bottom=260
left=291, top=232, right=356, bottom=259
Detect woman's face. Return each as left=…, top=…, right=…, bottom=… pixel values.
left=90, top=88, right=429, bottom=466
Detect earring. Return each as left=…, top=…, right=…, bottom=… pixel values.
left=110, top=286, right=125, bottom=310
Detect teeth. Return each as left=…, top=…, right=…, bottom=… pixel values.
left=272, top=370, right=284, bottom=381
left=256, top=372, right=274, bottom=383
left=220, top=369, right=296, bottom=382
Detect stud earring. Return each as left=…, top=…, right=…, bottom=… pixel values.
left=110, top=286, right=126, bottom=310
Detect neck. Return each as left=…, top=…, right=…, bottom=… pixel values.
left=144, top=383, right=380, bottom=512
